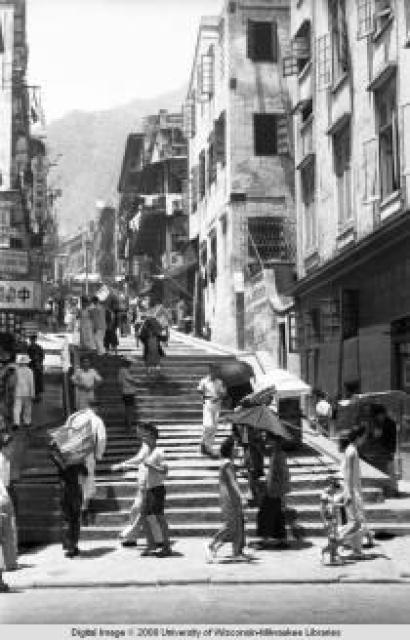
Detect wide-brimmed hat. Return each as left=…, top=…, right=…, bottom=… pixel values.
left=16, top=353, right=31, bottom=364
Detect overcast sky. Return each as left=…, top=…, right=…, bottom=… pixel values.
left=27, top=0, right=222, bottom=122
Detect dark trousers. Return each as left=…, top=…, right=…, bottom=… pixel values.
left=61, top=487, right=82, bottom=552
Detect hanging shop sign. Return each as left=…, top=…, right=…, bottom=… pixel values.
left=0, top=249, right=29, bottom=276
left=0, top=280, right=42, bottom=310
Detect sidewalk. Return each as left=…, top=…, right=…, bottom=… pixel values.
left=5, top=536, right=410, bottom=590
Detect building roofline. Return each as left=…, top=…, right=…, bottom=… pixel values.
left=186, top=15, right=221, bottom=100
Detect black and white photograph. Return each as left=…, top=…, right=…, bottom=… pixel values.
left=1, top=0, right=410, bottom=634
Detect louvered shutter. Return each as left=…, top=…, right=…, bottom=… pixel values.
left=191, top=166, right=199, bottom=211
left=201, top=52, right=214, bottom=97
left=362, top=138, right=380, bottom=203
left=357, top=0, right=373, bottom=39
left=316, top=34, right=332, bottom=89
left=293, top=34, right=309, bottom=59
left=183, top=100, right=194, bottom=138
left=277, top=115, right=289, bottom=155
left=283, top=55, right=299, bottom=77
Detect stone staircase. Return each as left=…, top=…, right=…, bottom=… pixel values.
left=15, top=334, right=410, bottom=544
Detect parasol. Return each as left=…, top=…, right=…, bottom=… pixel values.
left=212, top=359, right=255, bottom=386
left=225, top=405, right=292, bottom=440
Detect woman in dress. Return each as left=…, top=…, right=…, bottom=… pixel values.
left=207, top=436, right=247, bottom=562
left=139, top=317, right=164, bottom=376
left=79, top=297, right=94, bottom=351
left=257, top=434, right=290, bottom=548
left=71, top=356, right=102, bottom=411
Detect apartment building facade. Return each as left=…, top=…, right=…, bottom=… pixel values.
left=185, top=0, right=298, bottom=371
left=117, top=111, right=190, bottom=315
left=290, top=0, right=410, bottom=396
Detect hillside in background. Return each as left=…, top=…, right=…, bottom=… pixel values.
left=47, top=87, right=185, bottom=238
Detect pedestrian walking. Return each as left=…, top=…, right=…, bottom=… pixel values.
left=49, top=442, right=88, bottom=558
left=76, top=402, right=107, bottom=524
left=0, top=432, right=18, bottom=572
left=372, top=404, right=398, bottom=495
left=71, top=356, right=102, bottom=411
left=12, top=354, right=34, bottom=430
left=256, top=434, right=290, bottom=548
left=139, top=317, right=165, bottom=376
left=111, top=433, right=161, bottom=548
left=104, top=307, right=119, bottom=354
left=118, top=359, right=139, bottom=431
left=139, top=423, right=172, bottom=557
left=133, top=305, right=143, bottom=348
left=197, top=365, right=226, bottom=458
left=79, top=296, right=95, bottom=350
left=27, top=334, right=44, bottom=402
left=339, top=426, right=373, bottom=558
left=206, top=436, right=247, bottom=563
left=315, top=390, right=332, bottom=436
left=90, top=297, right=106, bottom=355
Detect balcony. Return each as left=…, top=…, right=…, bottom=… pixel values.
left=297, top=117, right=315, bottom=170
left=298, top=60, right=312, bottom=104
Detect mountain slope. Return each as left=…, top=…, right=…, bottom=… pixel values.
left=47, top=88, right=185, bottom=237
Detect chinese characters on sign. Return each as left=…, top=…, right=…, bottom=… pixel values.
left=0, top=280, right=42, bottom=310
left=0, top=249, right=29, bottom=276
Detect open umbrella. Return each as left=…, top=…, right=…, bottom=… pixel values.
left=225, top=405, right=292, bottom=440
left=212, top=359, right=255, bottom=386
left=240, top=386, right=276, bottom=408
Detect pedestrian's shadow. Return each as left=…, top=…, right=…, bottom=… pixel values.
left=215, top=555, right=259, bottom=565
left=79, top=546, right=116, bottom=559
left=249, top=540, right=313, bottom=551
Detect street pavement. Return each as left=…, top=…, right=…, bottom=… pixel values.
left=3, top=536, right=410, bottom=591
left=2, top=584, right=410, bottom=623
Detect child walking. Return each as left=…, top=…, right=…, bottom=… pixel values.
left=207, top=436, right=248, bottom=563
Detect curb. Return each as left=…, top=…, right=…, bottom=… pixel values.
left=7, top=576, right=410, bottom=590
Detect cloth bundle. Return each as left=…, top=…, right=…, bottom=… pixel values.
left=50, top=412, right=95, bottom=465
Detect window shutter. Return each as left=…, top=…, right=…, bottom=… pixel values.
left=183, top=99, right=194, bottom=138
left=362, top=138, right=380, bottom=203
left=402, top=103, right=410, bottom=208
left=215, top=112, right=226, bottom=165
left=316, top=34, right=332, bottom=89
left=283, top=55, right=299, bottom=77
left=357, top=0, right=373, bottom=39
left=406, top=2, right=410, bottom=40
left=293, top=34, right=309, bottom=59
left=271, top=21, right=278, bottom=62
left=201, top=52, right=214, bottom=98
left=191, top=166, right=199, bottom=210
left=277, top=115, right=289, bottom=155
left=247, top=20, right=255, bottom=59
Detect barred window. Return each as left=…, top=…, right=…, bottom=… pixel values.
left=248, top=217, right=294, bottom=265
left=247, top=20, right=278, bottom=63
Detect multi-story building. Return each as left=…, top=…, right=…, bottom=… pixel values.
left=185, top=0, right=297, bottom=370
left=290, top=0, right=410, bottom=396
left=0, top=0, right=48, bottom=337
left=117, top=110, right=190, bottom=317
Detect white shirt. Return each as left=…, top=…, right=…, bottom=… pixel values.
left=15, top=365, right=34, bottom=398
left=0, top=451, right=10, bottom=488
left=316, top=399, right=332, bottom=418
left=145, top=447, right=166, bottom=489
left=197, top=376, right=225, bottom=403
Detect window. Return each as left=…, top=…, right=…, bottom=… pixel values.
left=183, top=96, right=196, bottom=139
left=254, top=114, right=277, bottom=155
left=253, top=114, right=289, bottom=157
left=374, top=0, right=393, bottom=35
left=301, top=162, right=316, bottom=250
left=0, top=24, right=4, bottom=54
left=207, top=135, right=217, bottom=187
left=248, top=217, right=293, bottom=267
left=316, top=33, right=332, bottom=89
left=288, top=311, right=298, bottom=353
left=283, top=21, right=311, bottom=77
left=199, top=150, right=206, bottom=200
left=191, top=166, right=199, bottom=212
left=209, top=232, right=217, bottom=283
left=334, top=124, right=352, bottom=227
left=215, top=111, right=226, bottom=166
left=329, top=0, right=349, bottom=82
left=405, top=1, right=410, bottom=44
left=375, top=74, right=400, bottom=200
left=200, top=46, right=215, bottom=99
left=357, top=0, right=373, bottom=39
left=342, top=290, right=359, bottom=339
left=247, top=20, right=278, bottom=63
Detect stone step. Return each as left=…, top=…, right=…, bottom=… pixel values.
left=18, top=488, right=383, bottom=512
